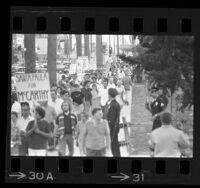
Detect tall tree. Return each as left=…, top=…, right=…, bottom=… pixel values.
left=64, top=35, right=70, bottom=57
left=47, top=34, right=57, bottom=86
left=24, top=34, right=36, bottom=73
left=84, top=35, right=90, bottom=58
left=69, top=34, right=72, bottom=52
left=96, top=35, right=103, bottom=68
left=90, top=35, right=93, bottom=53
left=118, top=36, right=194, bottom=110
left=76, top=34, right=82, bottom=57
left=113, top=35, right=116, bottom=54
left=117, top=35, right=119, bottom=55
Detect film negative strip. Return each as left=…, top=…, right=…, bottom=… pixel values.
left=5, top=6, right=200, bottom=184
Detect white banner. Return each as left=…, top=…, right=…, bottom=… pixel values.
left=69, top=63, right=77, bottom=74
left=15, top=73, right=51, bottom=102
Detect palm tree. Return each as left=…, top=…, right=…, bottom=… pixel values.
left=47, top=34, right=57, bottom=86
left=24, top=34, right=36, bottom=73
left=84, top=35, right=90, bottom=58
left=76, top=34, right=82, bottom=57
left=96, top=35, right=103, bottom=68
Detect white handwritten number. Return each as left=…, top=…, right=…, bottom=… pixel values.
left=29, top=171, right=35, bottom=180
left=132, top=174, right=144, bottom=182
left=28, top=172, right=44, bottom=180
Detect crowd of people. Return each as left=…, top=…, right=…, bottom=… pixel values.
left=11, top=60, right=134, bottom=157
left=10, top=58, right=190, bottom=157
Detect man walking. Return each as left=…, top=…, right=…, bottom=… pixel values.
left=80, top=108, right=111, bottom=157
left=149, top=112, right=190, bottom=157
left=56, top=102, right=77, bottom=156
left=26, top=106, right=53, bottom=156
left=16, top=102, right=34, bottom=156
left=107, top=88, right=121, bottom=157
left=99, top=78, right=109, bottom=119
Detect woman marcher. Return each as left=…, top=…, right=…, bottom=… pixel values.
left=75, top=112, right=88, bottom=156
left=91, top=84, right=100, bottom=110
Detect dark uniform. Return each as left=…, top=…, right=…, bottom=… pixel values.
left=150, top=94, right=168, bottom=131
left=107, top=99, right=121, bottom=157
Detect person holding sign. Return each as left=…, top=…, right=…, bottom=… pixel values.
left=26, top=106, right=53, bottom=156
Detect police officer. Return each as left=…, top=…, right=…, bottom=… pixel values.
left=146, top=85, right=168, bottom=131
left=107, top=88, right=121, bottom=157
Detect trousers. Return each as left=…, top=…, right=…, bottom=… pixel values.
left=110, top=127, right=121, bottom=157
left=86, top=148, right=106, bottom=157
left=58, top=134, right=74, bottom=156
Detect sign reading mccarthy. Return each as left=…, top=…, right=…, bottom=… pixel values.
left=15, top=72, right=50, bottom=102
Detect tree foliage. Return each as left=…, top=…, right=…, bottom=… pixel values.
left=118, top=36, right=193, bottom=109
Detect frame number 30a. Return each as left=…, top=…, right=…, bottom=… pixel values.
left=29, top=171, right=54, bottom=181
left=132, top=174, right=144, bottom=182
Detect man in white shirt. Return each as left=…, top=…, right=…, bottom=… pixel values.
left=118, top=67, right=125, bottom=79
left=16, top=102, right=34, bottom=156
left=11, top=92, right=21, bottom=118
left=99, top=78, right=109, bottom=119
left=49, top=90, right=63, bottom=115
left=108, top=77, right=116, bottom=89
left=149, top=112, right=190, bottom=157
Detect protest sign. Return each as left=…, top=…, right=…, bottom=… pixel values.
left=15, top=72, right=51, bottom=102
left=69, top=63, right=77, bottom=74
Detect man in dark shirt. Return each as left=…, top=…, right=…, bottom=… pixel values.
left=56, top=102, right=77, bottom=156
left=107, top=88, right=121, bottom=157
left=81, top=80, right=92, bottom=116
left=26, top=106, right=53, bottom=156
left=71, top=84, right=84, bottom=120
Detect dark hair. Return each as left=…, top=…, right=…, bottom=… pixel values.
left=21, top=102, right=30, bottom=109
left=51, top=83, right=57, bottom=88
left=60, top=90, right=70, bottom=96
left=35, top=106, right=46, bottom=119
left=160, top=112, right=172, bottom=125
left=108, top=88, right=118, bottom=98
left=74, top=84, right=79, bottom=88
left=61, top=75, right=66, bottom=80
left=11, top=111, right=18, bottom=118
left=92, top=107, right=102, bottom=116
left=83, top=80, right=90, bottom=87
left=11, top=92, right=18, bottom=102
left=103, top=77, right=109, bottom=83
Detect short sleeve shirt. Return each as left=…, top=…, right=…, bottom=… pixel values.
left=26, top=119, right=51, bottom=150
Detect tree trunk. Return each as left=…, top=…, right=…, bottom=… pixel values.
left=64, top=35, right=70, bottom=57
left=76, top=34, right=82, bottom=57
left=69, top=34, right=72, bottom=52
left=24, top=34, right=36, bottom=73
left=117, top=35, right=119, bottom=55
left=47, top=34, right=57, bottom=87
left=113, top=35, right=116, bottom=54
left=90, top=35, right=93, bottom=53
left=122, top=35, right=125, bottom=54
left=96, top=35, right=103, bottom=68
left=84, top=35, right=90, bottom=58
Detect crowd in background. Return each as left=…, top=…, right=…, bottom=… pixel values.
left=11, top=57, right=190, bottom=157
left=11, top=58, right=134, bottom=157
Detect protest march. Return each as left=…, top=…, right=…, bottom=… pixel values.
left=10, top=34, right=193, bottom=157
